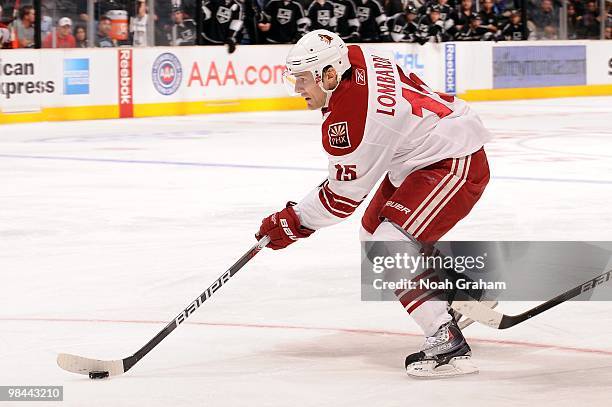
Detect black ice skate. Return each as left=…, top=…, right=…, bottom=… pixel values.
left=405, top=320, right=478, bottom=378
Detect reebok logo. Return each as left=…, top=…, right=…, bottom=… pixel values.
left=355, top=68, right=366, bottom=85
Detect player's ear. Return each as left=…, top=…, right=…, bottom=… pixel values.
left=324, top=67, right=337, bottom=81
left=322, top=66, right=338, bottom=90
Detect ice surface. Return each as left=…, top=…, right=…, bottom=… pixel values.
left=1, top=97, right=612, bottom=406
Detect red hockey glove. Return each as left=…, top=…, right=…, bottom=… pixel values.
left=256, top=202, right=314, bottom=250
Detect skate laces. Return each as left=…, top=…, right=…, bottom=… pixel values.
left=421, top=324, right=450, bottom=351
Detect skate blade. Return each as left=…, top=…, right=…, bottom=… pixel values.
left=406, top=356, right=479, bottom=378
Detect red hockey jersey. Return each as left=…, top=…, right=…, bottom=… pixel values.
left=294, top=45, right=491, bottom=230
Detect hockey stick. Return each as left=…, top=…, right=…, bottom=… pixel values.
left=451, top=268, right=612, bottom=329
left=57, top=236, right=271, bottom=378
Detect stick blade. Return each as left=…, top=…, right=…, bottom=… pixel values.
left=450, top=301, right=503, bottom=329
left=57, top=353, right=125, bottom=377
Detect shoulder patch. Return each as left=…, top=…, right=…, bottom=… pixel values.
left=355, top=68, right=366, bottom=86
left=328, top=122, right=350, bottom=149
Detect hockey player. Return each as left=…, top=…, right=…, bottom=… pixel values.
left=332, top=0, right=360, bottom=42
left=202, top=0, right=244, bottom=53
left=354, top=0, right=389, bottom=42
left=307, top=0, right=336, bottom=31
left=257, top=30, right=490, bottom=377
left=387, top=4, right=419, bottom=42
left=258, top=0, right=310, bottom=44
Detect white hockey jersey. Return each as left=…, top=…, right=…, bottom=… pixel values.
left=294, top=45, right=491, bottom=230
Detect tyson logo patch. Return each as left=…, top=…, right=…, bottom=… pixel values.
left=328, top=122, right=350, bottom=149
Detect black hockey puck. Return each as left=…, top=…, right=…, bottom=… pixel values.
left=89, top=370, right=109, bottom=379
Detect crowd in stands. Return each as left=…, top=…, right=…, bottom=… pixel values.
left=0, top=0, right=610, bottom=48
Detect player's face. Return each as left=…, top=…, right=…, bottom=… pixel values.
left=294, top=72, right=327, bottom=110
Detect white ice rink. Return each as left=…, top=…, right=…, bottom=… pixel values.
left=1, top=96, right=612, bottom=406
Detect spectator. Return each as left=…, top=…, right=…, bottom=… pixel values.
left=605, top=25, right=611, bottom=40
left=542, top=23, right=557, bottom=38
left=41, top=5, right=53, bottom=40
left=43, top=17, right=76, bottom=48
left=170, top=7, right=196, bottom=46
left=307, top=0, right=336, bottom=31
left=431, top=0, right=453, bottom=23
left=568, top=0, right=585, bottom=17
left=95, top=15, right=116, bottom=47
left=258, top=0, right=309, bottom=44
left=451, top=0, right=475, bottom=32
left=76, top=0, right=89, bottom=23
left=354, top=0, right=389, bottom=42
left=501, top=9, right=528, bottom=40
left=387, top=3, right=419, bottom=42
left=577, top=1, right=600, bottom=38
left=493, top=0, right=510, bottom=15
left=10, top=5, right=35, bottom=48
left=455, top=13, right=489, bottom=40
left=130, top=0, right=148, bottom=46
left=566, top=3, right=581, bottom=39
left=479, top=0, right=499, bottom=34
left=530, top=0, right=559, bottom=38
left=0, top=5, right=11, bottom=48
left=415, top=4, right=448, bottom=43
left=201, top=0, right=245, bottom=52
left=333, top=0, right=360, bottom=42
left=383, top=0, right=404, bottom=16
left=75, top=25, right=88, bottom=47
left=239, top=0, right=259, bottom=44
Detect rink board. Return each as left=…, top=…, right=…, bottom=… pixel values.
left=1, top=41, right=611, bottom=124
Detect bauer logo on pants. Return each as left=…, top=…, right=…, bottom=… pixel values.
left=328, top=122, right=351, bottom=149
left=152, top=53, right=183, bottom=96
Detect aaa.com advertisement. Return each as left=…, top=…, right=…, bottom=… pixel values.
left=133, top=45, right=292, bottom=103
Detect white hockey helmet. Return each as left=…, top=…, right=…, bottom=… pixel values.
left=283, top=29, right=351, bottom=95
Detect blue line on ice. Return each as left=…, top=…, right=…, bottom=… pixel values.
left=1, top=153, right=611, bottom=185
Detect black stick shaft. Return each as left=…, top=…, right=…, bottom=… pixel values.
left=122, top=237, right=270, bottom=372
left=499, top=268, right=612, bottom=329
